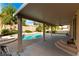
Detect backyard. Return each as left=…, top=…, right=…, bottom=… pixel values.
left=0, top=3, right=76, bottom=56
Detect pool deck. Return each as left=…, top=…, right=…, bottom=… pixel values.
left=2, top=33, right=71, bottom=56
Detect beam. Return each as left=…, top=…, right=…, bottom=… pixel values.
left=17, top=15, right=23, bottom=54
left=18, top=13, right=53, bottom=26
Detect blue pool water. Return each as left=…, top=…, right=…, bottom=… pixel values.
left=22, top=33, right=42, bottom=40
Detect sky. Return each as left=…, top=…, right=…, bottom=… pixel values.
left=0, top=3, right=34, bottom=25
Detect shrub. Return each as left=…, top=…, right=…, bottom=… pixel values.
left=1, top=29, right=10, bottom=35
left=25, top=30, right=32, bottom=33
left=46, top=31, right=50, bottom=33
left=11, top=30, right=18, bottom=34
left=1, top=29, right=18, bottom=36
left=36, top=25, right=42, bottom=32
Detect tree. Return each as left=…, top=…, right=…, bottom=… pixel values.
left=51, top=25, right=60, bottom=33
left=45, top=24, right=50, bottom=30
left=36, top=24, right=43, bottom=32
left=1, top=4, right=17, bottom=30
left=22, top=18, right=27, bottom=26
left=0, top=14, right=5, bottom=32
left=35, top=22, right=43, bottom=32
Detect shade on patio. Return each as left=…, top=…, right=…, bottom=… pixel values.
left=13, top=3, right=79, bottom=55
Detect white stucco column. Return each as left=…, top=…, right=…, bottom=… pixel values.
left=51, top=26, right=52, bottom=38
left=43, top=23, right=45, bottom=41
left=76, top=10, right=79, bottom=55
left=17, top=15, right=23, bottom=54
left=70, top=19, right=74, bottom=39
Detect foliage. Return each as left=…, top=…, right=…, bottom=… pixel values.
left=1, top=4, right=17, bottom=25
left=25, top=30, right=32, bottom=33
left=34, top=22, right=60, bottom=32
left=11, top=29, right=18, bottom=34
left=1, top=29, right=18, bottom=36
left=45, top=24, right=50, bottom=30
left=36, top=25, right=43, bottom=32
left=52, top=25, right=59, bottom=31
left=55, top=26, right=60, bottom=31
left=51, top=25, right=60, bottom=33
left=1, top=29, right=10, bottom=35
left=35, top=22, right=51, bottom=32
left=35, top=22, right=43, bottom=32
left=22, top=18, right=27, bottom=26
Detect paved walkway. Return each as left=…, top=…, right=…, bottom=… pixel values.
left=3, top=33, right=71, bottom=56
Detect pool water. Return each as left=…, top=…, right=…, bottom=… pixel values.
left=22, top=33, right=42, bottom=40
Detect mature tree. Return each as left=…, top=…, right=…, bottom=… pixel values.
left=1, top=4, right=17, bottom=30
left=35, top=22, right=43, bottom=32
left=22, top=18, right=27, bottom=26
left=51, top=25, right=60, bottom=33
left=45, top=24, right=50, bottom=30
left=36, top=24, right=43, bottom=32
left=0, top=14, right=5, bottom=31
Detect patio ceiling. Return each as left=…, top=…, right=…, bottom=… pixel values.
left=14, top=3, right=79, bottom=25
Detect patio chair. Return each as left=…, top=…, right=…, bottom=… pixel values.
left=0, top=45, right=12, bottom=56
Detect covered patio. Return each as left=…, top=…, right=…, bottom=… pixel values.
left=13, top=3, right=79, bottom=56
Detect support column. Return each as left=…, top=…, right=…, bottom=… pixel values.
left=69, top=16, right=76, bottom=42
left=51, top=26, right=52, bottom=38
left=43, top=23, right=45, bottom=41
left=76, top=11, right=79, bottom=55
left=70, top=20, right=74, bottom=39
left=17, top=15, right=23, bottom=53
left=73, top=16, right=76, bottom=41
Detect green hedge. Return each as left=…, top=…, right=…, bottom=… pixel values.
left=1, top=29, right=18, bottom=36
left=11, top=30, right=18, bottom=34
left=24, top=30, right=32, bottom=33
left=1, top=29, right=10, bottom=35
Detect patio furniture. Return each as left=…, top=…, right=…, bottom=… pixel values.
left=0, top=45, right=12, bottom=56
left=0, top=36, right=17, bottom=56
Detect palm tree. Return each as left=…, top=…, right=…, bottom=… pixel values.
left=1, top=4, right=17, bottom=30
left=0, top=14, right=5, bottom=32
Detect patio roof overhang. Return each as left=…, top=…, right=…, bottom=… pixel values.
left=13, top=3, right=79, bottom=25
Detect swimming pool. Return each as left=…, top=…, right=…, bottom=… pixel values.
left=22, top=33, right=42, bottom=40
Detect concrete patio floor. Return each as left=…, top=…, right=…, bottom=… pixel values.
left=7, top=33, right=71, bottom=56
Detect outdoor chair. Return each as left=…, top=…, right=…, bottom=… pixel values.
left=0, top=45, right=12, bottom=56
